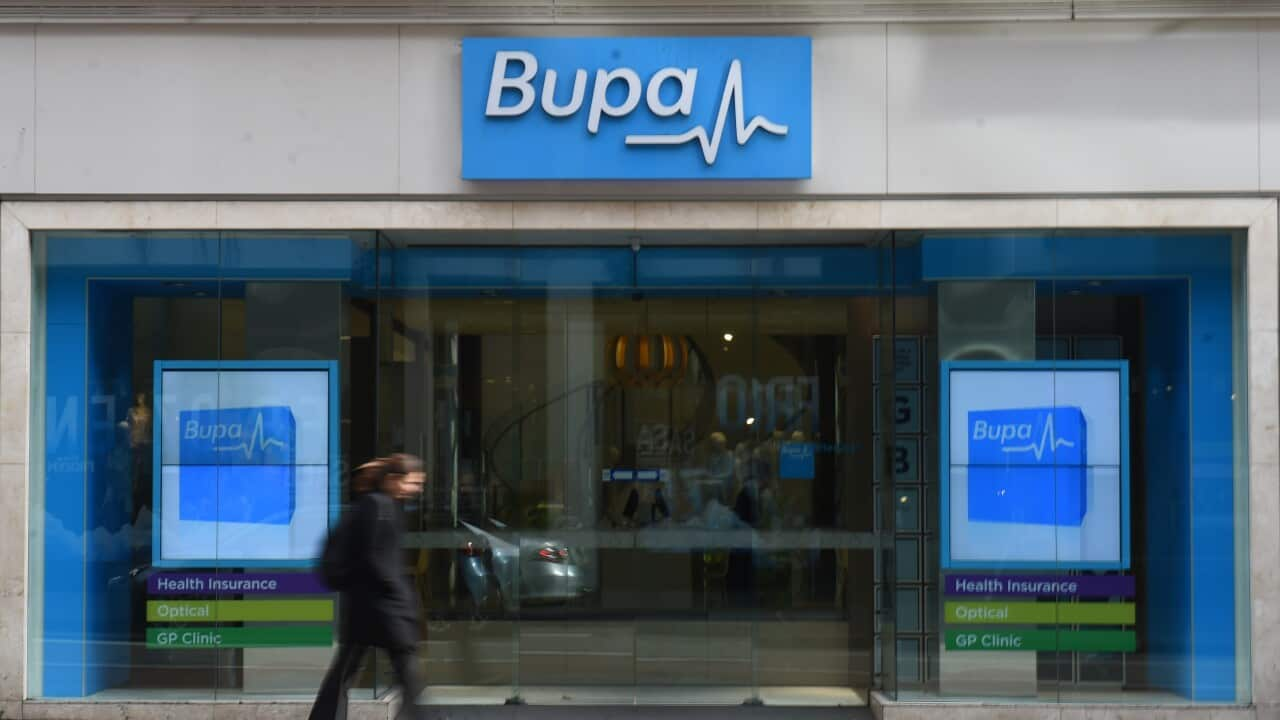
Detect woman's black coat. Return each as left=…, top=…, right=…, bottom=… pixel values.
left=339, top=490, right=419, bottom=651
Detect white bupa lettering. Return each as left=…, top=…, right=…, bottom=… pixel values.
left=971, top=420, right=1032, bottom=444
left=485, top=51, right=787, bottom=165
left=972, top=415, right=1074, bottom=462
left=183, top=413, right=288, bottom=460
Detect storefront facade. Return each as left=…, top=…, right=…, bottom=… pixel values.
left=1, top=9, right=1279, bottom=720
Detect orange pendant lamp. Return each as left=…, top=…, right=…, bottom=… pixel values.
left=610, top=334, right=690, bottom=388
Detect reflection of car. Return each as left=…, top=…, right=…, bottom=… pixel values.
left=459, top=519, right=596, bottom=614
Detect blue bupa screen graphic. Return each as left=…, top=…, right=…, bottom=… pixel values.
left=966, top=407, right=1087, bottom=526
left=177, top=406, right=297, bottom=525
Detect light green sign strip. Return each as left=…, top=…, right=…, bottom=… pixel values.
left=945, top=601, right=1135, bottom=625
left=147, top=599, right=334, bottom=623
left=147, top=626, right=333, bottom=649
left=945, top=630, right=1136, bottom=652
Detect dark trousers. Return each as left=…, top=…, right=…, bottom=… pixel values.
left=309, top=642, right=426, bottom=720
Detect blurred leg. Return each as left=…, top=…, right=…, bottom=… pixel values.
left=309, top=642, right=366, bottom=720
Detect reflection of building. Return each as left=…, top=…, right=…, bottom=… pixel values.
left=1, top=9, right=1275, bottom=720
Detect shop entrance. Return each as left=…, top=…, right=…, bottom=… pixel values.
left=366, top=233, right=903, bottom=705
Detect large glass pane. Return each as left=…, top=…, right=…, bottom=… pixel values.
left=31, top=232, right=223, bottom=709
left=27, top=231, right=378, bottom=708
left=1042, top=231, right=1248, bottom=704
left=920, top=229, right=1250, bottom=707
left=209, top=233, right=367, bottom=703
left=926, top=231, right=1056, bottom=702
left=370, top=235, right=885, bottom=708
left=375, top=241, right=522, bottom=706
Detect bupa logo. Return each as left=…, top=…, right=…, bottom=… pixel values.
left=966, top=407, right=1088, bottom=527
left=485, top=52, right=788, bottom=165
left=179, top=407, right=295, bottom=465
left=968, top=407, right=1086, bottom=467
left=462, top=37, right=812, bottom=180
left=178, top=407, right=297, bottom=525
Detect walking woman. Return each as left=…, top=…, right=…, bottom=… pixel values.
left=311, top=454, right=427, bottom=720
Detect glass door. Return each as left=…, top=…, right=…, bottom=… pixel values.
left=370, top=235, right=898, bottom=707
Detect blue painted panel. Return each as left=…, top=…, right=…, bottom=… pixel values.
left=84, top=284, right=132, bottom=693
left=518, top=248, right=633, bottom=288
left=385, top=246, right=924, bottom=293
left=391, top=248, right=519, bottom=289
left=636, top=248, right=756, bottom=287
left=46, top=235, right=220, bottom=272
left=1144, top=283, right=1192, bottom=697
left=922, top=234, right=1231, bottom=280
left=43, top=317, right=86, bottom=698
left=637, top=246, right=906, bottom=289
left=921, top=235, right=1056, bottom=279
left=461, top=37, right=811, bottom=179
left=220, top=236, right=358, bottom=278
left=1189, top=261, right=1237, bottom=701
left=44, top=271, right=87, bottom=326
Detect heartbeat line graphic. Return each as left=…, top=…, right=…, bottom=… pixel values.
left=624, top=59, right=788, bottom=165
left=215, top=413, right=287, bottom=461
left=1000, top=414, right=1075, bottom=462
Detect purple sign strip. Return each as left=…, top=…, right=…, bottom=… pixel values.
left=148, top=572, right=330, bottom=596
left=946, top=574, right=1135, bottom=598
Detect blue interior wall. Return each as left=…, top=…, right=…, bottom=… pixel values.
left=84, top=284, right=134, bottom=692
left=1188, top=251, right=1239, bottom=700
left=43, top=263, right=88, bottom=697
left=1142, top=283, right=1192, bottom=696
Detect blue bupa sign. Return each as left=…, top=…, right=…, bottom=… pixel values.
left=779, top=442, right=816, bottom=480
left=178, top=406, right=296, bottom=525
left=461, top=37, right=812, bottom=180
left=966, top=407, right=1087, bottom=527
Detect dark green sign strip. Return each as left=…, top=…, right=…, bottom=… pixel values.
left=147, top=625, right=332, bottom=649
left=945, top=629, right=1135, bottom=652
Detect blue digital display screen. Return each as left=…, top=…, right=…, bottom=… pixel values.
left=941, top=362, right=1129, bottom=570
left=154, top=363, right=336, bottom=568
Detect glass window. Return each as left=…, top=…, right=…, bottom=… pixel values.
left=28, top=232, right=375, bottom=704
left=905, top=231, right=1250, bottom=706
left=25, top=228, right=1251, bottom=709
